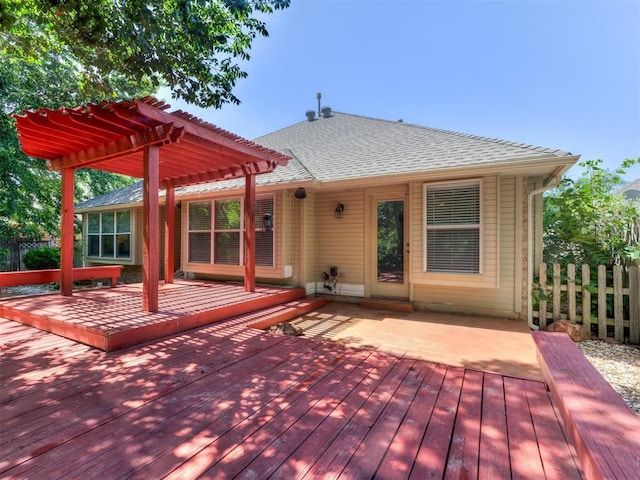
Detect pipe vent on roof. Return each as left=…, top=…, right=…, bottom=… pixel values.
left=305, top=110, right=316, bottom=121
left=321, top=106, right=333, bottom=118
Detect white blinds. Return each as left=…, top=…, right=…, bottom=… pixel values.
left=425, top=182, right=481, bottom=274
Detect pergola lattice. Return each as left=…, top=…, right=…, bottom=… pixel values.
left=13, top=97, right=289, bottom=312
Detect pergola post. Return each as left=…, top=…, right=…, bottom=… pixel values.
left=143, top=145, right=159, bottom=312
left=60, top=167, right=75, bottom=296
left=164, top=186, right=175, bottom=284
left=244, top=174, right=256, bottom=292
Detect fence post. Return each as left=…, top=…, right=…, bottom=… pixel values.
left=539, top=263, right=548, bottom=329
left=553, top=263, right=561, bottom=321
left=581, top=264, right=591, bottom=330
left=630, top=265, right=640, bottom=345
left=598, top=265, right=607, bottom=339
left=613, top=265, right=624, bottom=342
left=567, top=263, right=576, bottom=322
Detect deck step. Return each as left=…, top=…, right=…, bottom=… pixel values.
left=358, top=298, right=414, bottom=313
left=533, top=332, right=640, bottom=480
left=248, top=296, right=327, bottom=330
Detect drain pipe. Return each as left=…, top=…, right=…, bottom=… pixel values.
left=526, top=173, right=563, bottom=330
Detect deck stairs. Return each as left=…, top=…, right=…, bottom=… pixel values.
left=247, top=296, right=327, bottom=330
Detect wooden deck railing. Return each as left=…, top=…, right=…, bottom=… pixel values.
left=533, top=263, right=640, bottom=344
left=0, top=266, right=123, bottom=293
left=533, top=331, right=640, bottom=480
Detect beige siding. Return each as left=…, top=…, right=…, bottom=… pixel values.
left=411, top=176, right=524, bottom=318
left=316, top=190, right=365, bottom=287
left=135, top=207, right=144, bottom=265
left=410, top=176, right=499, bottom=289
left=303, top=191, right=317, bottom=288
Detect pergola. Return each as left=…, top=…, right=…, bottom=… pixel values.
left=13, top=97, right=289, bottom=312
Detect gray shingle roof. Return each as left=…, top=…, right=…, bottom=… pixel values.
left=76, top=112, right=574, bottom=210
left=254, top=112, right=571, bottom=182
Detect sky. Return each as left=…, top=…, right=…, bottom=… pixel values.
left=158, top=0, right=640, bottom=181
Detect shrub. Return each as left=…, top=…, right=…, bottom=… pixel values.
left=23, top=247, right=60, bottom=270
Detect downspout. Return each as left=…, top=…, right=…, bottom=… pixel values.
left=526, top=173, right=562, bottom=330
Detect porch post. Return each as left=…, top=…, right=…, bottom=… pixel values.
left=143, top=145, right=159, bottom=312
left=60, top=167, right=75, bottom=296
left=244, top=174, right=255, bottom=292
left=164, top=185, right=175, bottom=284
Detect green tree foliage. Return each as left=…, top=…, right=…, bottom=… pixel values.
left=0, top=0, right=289, bottom=241
left=1, top=0, right=290, bottom=108
left=544, top=158, right=640, bottom=267
left=0, top=54, right=151, bottom=240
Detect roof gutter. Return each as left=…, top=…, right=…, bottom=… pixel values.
left=526, top=162, right=576, bottom=330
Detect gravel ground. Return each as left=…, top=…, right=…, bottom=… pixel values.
left=577, top=340, right=640, bottom=416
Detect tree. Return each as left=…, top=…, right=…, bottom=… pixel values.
left=1, top=0, right=290, bottom=108
left=0, top=0, right=289, bottom=240
left=544, top=158, right=640, bottom=267
left=0, top=53, right=153, bottom=240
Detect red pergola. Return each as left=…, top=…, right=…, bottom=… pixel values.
left=13, top=97, right=289, bottom=312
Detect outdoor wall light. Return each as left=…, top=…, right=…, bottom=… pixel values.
left=294, top=187, right=307, bottom=199
left=334, top=202, right=344, bottom=218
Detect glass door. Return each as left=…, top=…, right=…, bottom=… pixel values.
left=370, top=198, right=409, bottom=298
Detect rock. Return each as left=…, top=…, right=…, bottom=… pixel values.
left=282, top=322, right=303, bottom=336
left=545, top=320, right=591, bottom=342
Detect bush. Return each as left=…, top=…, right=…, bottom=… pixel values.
left=23, top=247, right=60, bottom=270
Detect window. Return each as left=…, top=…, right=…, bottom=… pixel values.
left=425, top=181, right=481, bottom=274
left=87, top=210, right=132, bottom=259
left=187, top=196, right=274, bottom=267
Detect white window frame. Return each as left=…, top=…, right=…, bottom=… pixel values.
left=186, top=195, right=275, bottom=268
left=85, top=209, right=134, bottom=262
left=423, top=179, right=483, bottom=275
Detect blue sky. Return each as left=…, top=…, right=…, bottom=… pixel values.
left=159, top=0, right=640, bottom=181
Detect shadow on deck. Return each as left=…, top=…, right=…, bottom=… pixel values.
left=0, top=280, right=323, bottom=351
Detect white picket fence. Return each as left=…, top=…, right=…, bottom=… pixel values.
left=533, top=263, right=640, bottom=344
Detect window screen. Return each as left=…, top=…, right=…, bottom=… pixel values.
left=186, top=196, right=274, bottom=267
left=86, top=210, right=132, bottom=260
left=425, top=182, right=481, bottom=274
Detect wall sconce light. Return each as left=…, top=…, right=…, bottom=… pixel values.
left=334, top=202, right=344, bottom=218
left=294, top=187, right=307, bottom=199
left=263, top=213, right=273, bottom=232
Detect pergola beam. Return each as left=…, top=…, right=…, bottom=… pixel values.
left=161, top=160, right=278, bottom=189
left=143, top=145, right=160, bottom=312
left=60, top=168, right=75, bottom=296
left=136, top=100, right=288, bottom=165
left=244, top=174, right=256, bottom=292
left=47, top=124, right=183, bottom=171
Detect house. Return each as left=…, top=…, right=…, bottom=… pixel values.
left=75, top=108, right=579, bottom=320
left=621, top=178, right=640, bottom=200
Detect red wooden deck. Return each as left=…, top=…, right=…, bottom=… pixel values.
left=0, top=280, right=313, bottom=351
left=0, top=313, right=585, bottom=479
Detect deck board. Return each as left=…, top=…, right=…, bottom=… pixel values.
left=0, top=312, right=584, bottom=479
left=0, top=280, right=308, bottom=351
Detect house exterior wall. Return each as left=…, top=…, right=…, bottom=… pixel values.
left=411, top=175, right=526, bottom=319
left=313, top=190, right=366, bottom=297
left=79, top=171, right=547, bottom=319
left=301, top=191, right=317, bottom=293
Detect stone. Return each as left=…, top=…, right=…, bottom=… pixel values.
left=545, top=320, right=591, bottom=342
left=282, top=322, right=303, bottom=336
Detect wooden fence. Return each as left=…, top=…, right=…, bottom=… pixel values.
left=533, top=263, right=640, bottom=344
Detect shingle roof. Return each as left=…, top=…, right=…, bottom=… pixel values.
left=254, top=112, right=571, bottom=182
left=76, top=112, right=574, bottom=210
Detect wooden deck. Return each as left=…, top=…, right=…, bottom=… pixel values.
left=533, top=332, right=640, bottom=480
left=0, top=313, right=585, bottom=479
left=0, top=280, right=317, bottom=351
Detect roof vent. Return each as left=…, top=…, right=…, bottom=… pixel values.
left=321, top=106, right=333, bottom=118
left=305, top=110, right=316, bottom=122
